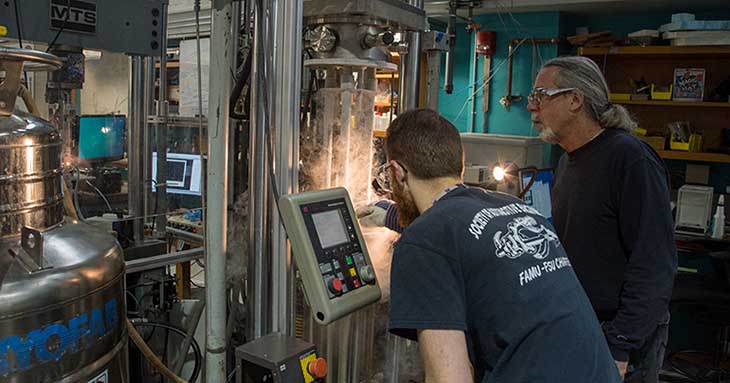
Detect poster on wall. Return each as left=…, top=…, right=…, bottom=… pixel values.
left=673, top=68, right=706, bottom=102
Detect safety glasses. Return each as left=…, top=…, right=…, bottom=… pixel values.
left=527, top=87, right=576, bottom=108
left=371, top=161, right=406, bottom=196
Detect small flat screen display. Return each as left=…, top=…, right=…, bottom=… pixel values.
left=78, top=115, right=126, bottom=161
left=311, top=209, right=349, bottom=249
left=167, top=160, right=187, bottom=186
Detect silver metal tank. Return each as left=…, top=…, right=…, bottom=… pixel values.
left=0, top=48, right=128, bottom=382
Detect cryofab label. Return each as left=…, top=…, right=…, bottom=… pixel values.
left=0, top=298, right=119, bottom=376
left=88, top=370, right=109, bottom=383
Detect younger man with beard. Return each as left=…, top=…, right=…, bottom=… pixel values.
left=382, top=109, right=621, bottom=383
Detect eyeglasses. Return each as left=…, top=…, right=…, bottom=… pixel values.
left=372, top=161, right=406, bottom=196
left=527, top=87, right=576, bottom=108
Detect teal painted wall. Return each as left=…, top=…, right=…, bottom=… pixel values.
left=438, top=12, right=561, bottom=136
left=436, top=9, right=730, bottom=176
left=436, top=12, right=560, bottom=167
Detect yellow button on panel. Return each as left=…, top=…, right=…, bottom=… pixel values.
left=0, top=26, right=7, bottom=36
left=349, top=268, right=357, bottom=277
left=299, top=351, right=317, bottom=383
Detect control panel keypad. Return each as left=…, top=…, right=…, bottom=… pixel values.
left=301, top=199, right=376, bottom=300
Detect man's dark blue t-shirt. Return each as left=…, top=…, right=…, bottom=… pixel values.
left=388, top=187, right=620, bottom=383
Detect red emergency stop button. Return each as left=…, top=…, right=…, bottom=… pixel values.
left=308, top=357, right=328, bottom=379
left=328, top=278, right=343, bottom=295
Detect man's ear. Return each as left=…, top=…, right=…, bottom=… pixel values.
left=568, top=91, right=584, bottom=114
left=390, top=160, right=408, bottom=184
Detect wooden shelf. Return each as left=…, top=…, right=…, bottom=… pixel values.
left=579, top=45, right=730, bottom=57
left=615, top=100, right=730, bottom=108
left=373, top=130, right=387, bottom=138
left=657, top=150, right=730, bottom=163
left=155, top=61, right=180, bottom=69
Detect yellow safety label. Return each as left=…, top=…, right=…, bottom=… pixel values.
left=299, top=351, right=317, bottom=383
left=0, top=26, right=7, bottom=36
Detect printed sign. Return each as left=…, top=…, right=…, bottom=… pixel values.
left=0, top=298, right=119, bottom=376
left=49, top=0, right=97, bottom=34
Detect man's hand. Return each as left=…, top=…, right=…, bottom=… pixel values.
left=615, top=360, right=628, bottom=379
left=356, top=203, right=388, bottom=228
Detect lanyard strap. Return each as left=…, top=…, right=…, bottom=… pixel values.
left=433, top=183, right=467, bottom=203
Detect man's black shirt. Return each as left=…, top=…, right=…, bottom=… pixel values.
left=388, top=187, right=620, bottom=382
left=552, top=128, right=677, bottom=361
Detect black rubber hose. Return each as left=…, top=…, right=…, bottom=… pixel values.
left=130, top=320, right=202, bottom=383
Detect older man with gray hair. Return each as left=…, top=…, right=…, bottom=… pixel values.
left=527, top=56, right=677, bottom=382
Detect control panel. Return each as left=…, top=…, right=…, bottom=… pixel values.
left=279, top=188, right=380, bottom=325
left=167, top=213, right=203, bottom=234
left=236, top=333, right=327, bottom=383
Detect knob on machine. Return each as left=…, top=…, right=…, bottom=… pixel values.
left=307, top=357, right=328, bottom=379
left=358, top=265, right=376, bottom=284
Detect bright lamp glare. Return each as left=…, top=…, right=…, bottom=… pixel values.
left=493, top=166, right=506, bottom=182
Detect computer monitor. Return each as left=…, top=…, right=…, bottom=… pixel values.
left=520, top=168, right=553, bottom=222
left=78, top=115, right=126, bottom=163
left=152, top=152, right=203, bottom=196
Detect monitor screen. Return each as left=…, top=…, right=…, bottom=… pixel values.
left=167, top=159, right=188, bottom=187
left=521, top=168, right=553, bottom=222
left=78, top=115, right=126, bottom=161
left=311, top=209, right=349, bottom=249
left=152, top=152, right=203, bottom=196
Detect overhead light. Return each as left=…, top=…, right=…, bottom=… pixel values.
left=83, top=49, right=103, bottom=61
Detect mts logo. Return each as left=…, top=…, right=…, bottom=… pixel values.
left=50, top=0, right=97, bottom=34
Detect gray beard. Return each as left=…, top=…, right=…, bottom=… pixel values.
left=538, top=126, right=560, bottom=144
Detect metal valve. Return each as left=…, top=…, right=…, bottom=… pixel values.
left=306, top=26, right=338, bottom=53
left=362, top=31, right=395, bottom=49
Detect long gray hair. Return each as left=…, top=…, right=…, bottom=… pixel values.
left=542, top=56, right=637, bottom=132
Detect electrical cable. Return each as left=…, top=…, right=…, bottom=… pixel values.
left=453, top=38, right=527, bottom=123
left=12, top=0, right=22, bottom=50
left=126, top=291, right=140, bottom=311
left=85, top=180, right=114, bottom=213
left=72, top=168, right=86, bottom=221
left=46, top=0, right=71, bottom=53
left=230, top=49, right=253, bottom=120
left=127, top=319, right=202, bottom=383
left=161, top=312, right=171, bottom=374
left=194, top=0, right=208, bottom=258
left=12, top=0, right=29, bottom=86
left=516, top=166, right=537, bottom=199
left=254, top=0, right=282, bottom=207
